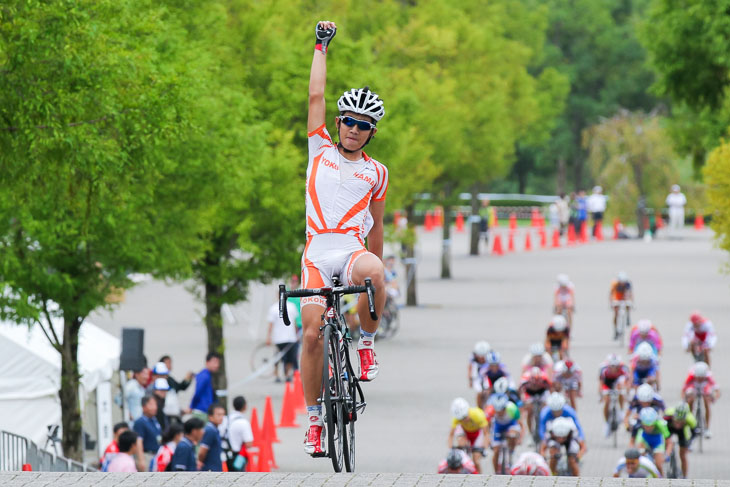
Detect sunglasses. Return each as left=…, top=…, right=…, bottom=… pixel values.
left=338, top=115, right=376, bottom=131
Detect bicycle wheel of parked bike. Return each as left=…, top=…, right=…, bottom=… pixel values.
left=250, top=343, right=278, bottom=380
left=321, top=325, right=346, bottom=472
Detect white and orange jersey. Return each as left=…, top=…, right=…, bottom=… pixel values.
left=306, top=124, right=388, bottom=241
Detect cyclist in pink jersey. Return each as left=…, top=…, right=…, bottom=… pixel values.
left=301, top=21, right=389, bottom=456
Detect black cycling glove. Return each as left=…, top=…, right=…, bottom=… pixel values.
left=315, top=24, right=337, bottom=54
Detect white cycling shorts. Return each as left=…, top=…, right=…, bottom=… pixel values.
left=301, top=233, right=369, bottom=308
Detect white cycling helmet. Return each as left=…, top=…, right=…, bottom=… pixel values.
left=636, top=342, right=654, bottom=360
left=530, top=343, right=545, bottom=357
left=491, top=394, right=509, bottom=412
left=557, top=274, right=570, bottom=287
left=550, top=417, right=574, bottom=437
left=637, top=319, right=652, bottom=335
left=451, top=397, right=470, bottom=420
left=554, top=361, right=567, bottom=375
left=551, top=315, right=567, bottom=332
left=617, top=271, right=629, bottom=283
left=486, top=351, right=501, bottom=365
left=639, top=407, right=658, bottom=425
left=493, top=377, right=510, bottom=394
left=607, top=353, right=622, bottom=367
left=547, top=392, right=566, bottom=412
left=337, top=87, right=385, bottom=122
left=473, top=341, right=491, bottom=358
left=637, top=384, right=654, bottom=403
left=693, top=361, right=709, bottom=378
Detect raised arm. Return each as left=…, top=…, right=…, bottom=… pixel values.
left=308, top=21, right=337, bottom=133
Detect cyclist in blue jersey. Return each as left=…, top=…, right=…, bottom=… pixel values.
left=538, top=392, right=585, bottom=442
left=631, top=408, right=672, bottom=477
left=488, top=394, right=524, bottom=474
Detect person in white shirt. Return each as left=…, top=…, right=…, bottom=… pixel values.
left=665, top=184, right=687, bottom=237
left=267, top=296, right=300, bottom=382
left=124, top=368, right=150, bottom=423
left=556, top=193, right=570, bottom=236
left=227, top=396, right=255, bottom=463
left=587, top=186, right=607, bottom=237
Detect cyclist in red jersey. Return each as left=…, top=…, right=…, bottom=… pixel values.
left=301, top=21, right=389, bottom=456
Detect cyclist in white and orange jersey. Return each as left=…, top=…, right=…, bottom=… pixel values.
left=301, top=21, right=389, bottom=456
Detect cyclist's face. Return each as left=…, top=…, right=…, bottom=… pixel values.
left=337, top=111, right=376, bottom=151
left=625, top=458, right=639, bottom=473
left=643, top=424, right=655, bottom=432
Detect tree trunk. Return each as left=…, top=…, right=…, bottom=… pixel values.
left=557, top=158, right=567, bottom=194
left=60, top=315, right=83, bottom=461
left=441, top=205, right=452, bottom=279
left=469, top=187, right=480, bottom=256
left=204, top=278, right=228, bottom=404
left=405, top=204, right=418, bottom=307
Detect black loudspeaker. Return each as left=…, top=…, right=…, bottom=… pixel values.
left=120, top=328, right=146, bottom=371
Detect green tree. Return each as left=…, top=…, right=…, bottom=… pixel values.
left=584, top=110, right=679, bottom=225
left=520, top=0, right=656, bottom=192
left=704, top=139, right=730, bottom=258
left=0, top=0, right=218, bottom=459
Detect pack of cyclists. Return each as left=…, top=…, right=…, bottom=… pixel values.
left=441, top=271, right=720, bottom=478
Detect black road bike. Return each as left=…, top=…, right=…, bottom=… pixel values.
left=279, top=277, right=377, bottom=472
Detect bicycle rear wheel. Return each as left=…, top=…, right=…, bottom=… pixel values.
left=250, top=343, right=278, bottom=379
left=321, top=325, right=346, bottom=472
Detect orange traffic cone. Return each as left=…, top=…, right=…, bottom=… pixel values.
left=655, top=211, right=664, bottom=229
left=250, top=407, right=262, bottom=447
left=262, top=396, right=280, bottom=443
left=455, top=212, right=465, bottom=232
left=539, top=228, right=547, bottom=249
left=256, top=436, right=272, bottom=472
left=509, top=213, right=517, bottom=231
left=492, top=234, right=504, bottom=256
left=531, top=209, right=539, bottom=228
left=507, top=231, right=515, bottom=252
left=596, top=223, right=604, bottom=241
left=567, top=224, right=576, bottom=245
left=551, top=229, right=561, bottom=248
left=279, top=382, right=299, bottom=428
left=292, top=370, right=306, bottom=414
left=694, top=214, right=705, bottom=230
left=435, top=206, right=444, bottom=227
left=424, top=211, right=434, bottom=231
left=393, top=211, right=401, bottom=228
left=21, top=464, right=32, bottom=472
left=613, top=218, right=620, bottom=240
left=524, top=232, right=532, bottom=251
left=493, top=207, right=499, bottom=227
left=579, top=221, right=588, bottom=243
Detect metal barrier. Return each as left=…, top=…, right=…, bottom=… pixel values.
left=0, top=431, right=94, bottom=472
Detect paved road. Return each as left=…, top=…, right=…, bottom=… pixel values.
left=4, top=472, right=729, bottom=486
left=91, top=226, right=729, bottom=478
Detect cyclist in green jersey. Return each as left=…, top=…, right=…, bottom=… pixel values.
left=664, top=403, right=697, bottom=478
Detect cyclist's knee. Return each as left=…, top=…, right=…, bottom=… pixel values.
left=351, top=254, right=385, bottom=285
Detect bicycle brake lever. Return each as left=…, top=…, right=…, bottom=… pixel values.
left=364, top=278, right=378, bottom=321
left=279, top=284, right=291, bottom=326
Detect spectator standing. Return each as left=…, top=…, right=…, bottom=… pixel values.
left=557, top=193, right=570, bottom=236
left=151, top=423, right=184, bottom=472
left=225, top=396, right=255, bottom=471
left=287, top=275, right=304, bottom=331
left=160, top=355, right=194, bottom=423
left=576, top=190, right=588, bottom=234
left=548, top=202, right=560, bottom=229
left=100, top=422, right=129, bottom=471
left=199, top=404, right=226, bottom=471
left=587, top=186, right=607, bottom=237
left=107, top=431, right=139, bottom=473
left=190, top=353, right=221, bottom=420
left=151, top=378, right=171, bottom=432
left=170, top=418, right=205, bottom=471
left=267, top=295, right=300, bottom=383
left=478, top=199, right=490, bottom=247
left=133, top=395, right=162, bottom=460
left=665, top=184, right=687, bottom=238
left=124, top=368, right=150, bottom=422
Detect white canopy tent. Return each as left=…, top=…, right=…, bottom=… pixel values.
left=0, top=319, right=119, bottom=449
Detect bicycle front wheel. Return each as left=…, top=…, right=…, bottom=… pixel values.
left=322, top=325, right=346, bottom=472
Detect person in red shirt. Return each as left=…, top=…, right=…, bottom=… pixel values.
left=100, top=422, right=130, bottom=471
left=681, top=362, right=720, bottom=438
left=519, top=367, right=552, bottom=438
